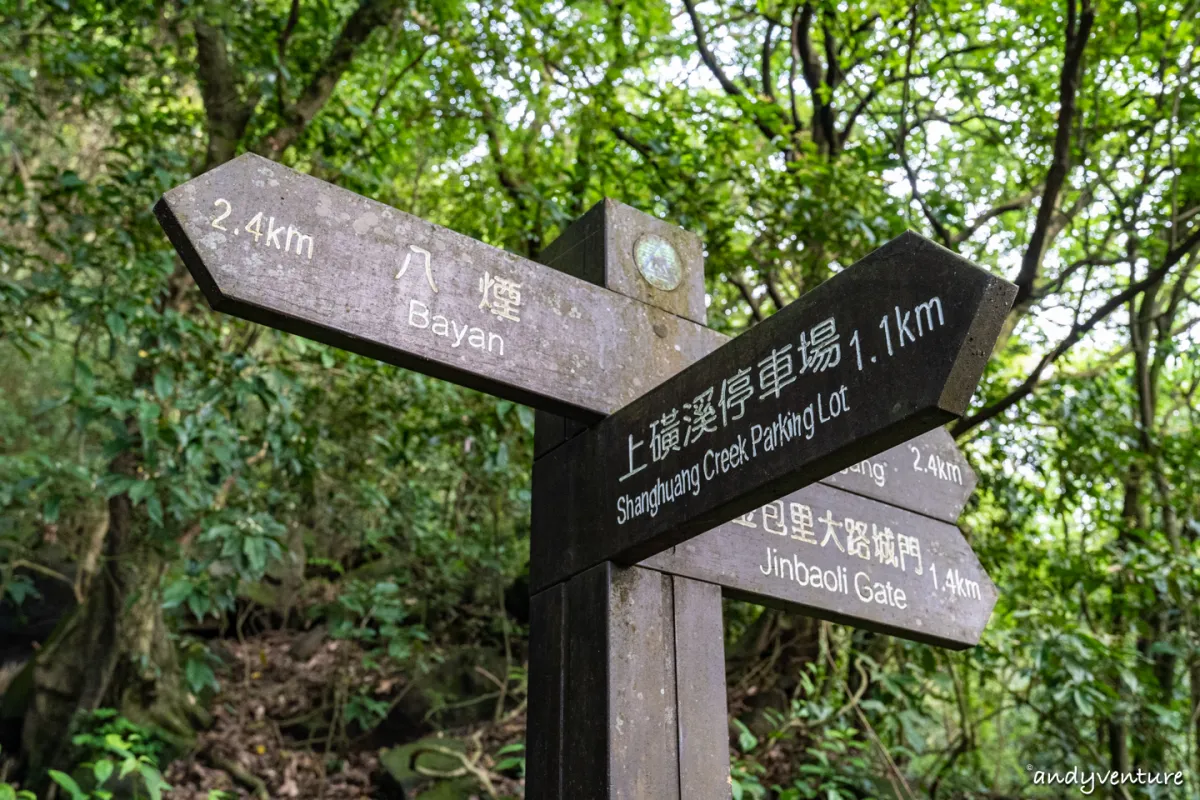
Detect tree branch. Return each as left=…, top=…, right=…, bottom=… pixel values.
left=611, top=126, right=655, bottom=161
left=953, top=223, right=1200, bottom=438
left=950, top=189, right=1041, bottom=245
left=821, top=12, right=843, bottom=90
left=839, top=85, right=878, bottom=145
left=729, top=273, right=766, bottom=323
left=682, top=0, right=743, bottom=98
left=260, top=0, right=403, bottom=160
left=794, top=3, right=823, bottom=94
left=761, top=18, right=776, bottom=101
left=369, top=42, right=432, bottom=117
left=683, top=0, right=779, bottom=142
left=193, top=20, right=257, bottom=173
left=1011, top=0, right=1095, bottom=307
left=276, top=0, right=302, bottom=114
left=787, top=10, right=802, bottom=131
left=765, top=269, right=787, bottom=312
left=894, top=5, right=951, bottom=247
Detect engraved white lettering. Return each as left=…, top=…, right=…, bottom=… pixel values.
left=409, top=298, right=429, bottom=328
left=407, top=300, right=504, bottom=357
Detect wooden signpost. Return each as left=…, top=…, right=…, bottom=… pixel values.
left=154, top=153, right=722, bottom=419
left=529, top=235, right=1014, bottom=590
left=639, top=459, right=993, bottom=649
left=156, top=155, right=1016, bottom=800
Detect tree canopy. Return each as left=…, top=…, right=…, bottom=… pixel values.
left=1, top=0, right=1198, bottom=796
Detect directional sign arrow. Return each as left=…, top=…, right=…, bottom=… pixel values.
left=638, top=482, right=995, bottom=649
left=822, top=426, right=976, bottom=523
left=531, top=233, right=1015, bottom=592
left=154, top=153, right=723, bottom=420
left=635, top=415, right=988, bottom=646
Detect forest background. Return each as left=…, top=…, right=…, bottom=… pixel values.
left=1, top=0, right=1198, bottom=798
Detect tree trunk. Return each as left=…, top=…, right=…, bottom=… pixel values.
left=1191, top=660, right=1200, bottom=776
left=20, top=450, right=210, bottom=785
left=1107, top=466, right=1139, bottom=797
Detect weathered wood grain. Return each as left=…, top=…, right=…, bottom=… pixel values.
left=154, top=154, right=723, bottom=420
left=607, top=566, right=681, bottom=800
left=641, top=482, right=997, bottom=648
left=537, top=197, right=708, bottom=326
left=550, top=563, right=689, bottom=799
left=672, top=576, right=730, bottom=799
left=562, top=563, right=611, bottom=799
left=531, top=232, right=1016, bottom=591
left=525, top=584, right=565, bottom=800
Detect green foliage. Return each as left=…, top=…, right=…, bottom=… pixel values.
left=493, top=742, right=525, bottom=778
left=327, top=578, right=430, bottom=663
left=1, top=0, right=1198, bottom=795
left=70, top=709, right=169, bottom=769
left=44, top=711, right=171, bottom=800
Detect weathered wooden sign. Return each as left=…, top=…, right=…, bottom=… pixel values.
left=156, top=157, right=1013, bottom=799
left=626, top=401, right=991, bottom=647
left=153, top=153, right=722, bottom=420
left=530, top=234, right=1016, bottom=591
left=639, top=477, right=993, bottom=648
left=637, top=418, right=990, bottom=648
left=821, top=426, right=975, bottom=523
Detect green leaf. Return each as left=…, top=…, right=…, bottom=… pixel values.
left=161, top=578, right=192, bottom=609
left=93, top=757, right=114, bottom=785
left=734, top=719, right=758, bottom=752
left=118, top=756, right=138, bottom=779
left=58, top=171, right=86, bottom=189
left=153, top=368, right=173, bottom=399
left=244, top=536, right=267, bottom=574
left=101, top=475, right=138, bottom=498
left=103, top=732, right=133, bottom=757
left=138, top=764, right=171, bottom=800
left=516, top=405, right=535, bottom=432
left=42, top=495, right=61, bottom=523
left=129, top=479, right=153, bottom=503
left=186, top=592, right=210, bottom=621
left=146, top=494, right=163, bottom=526
left=48, top=771, right=88, bottom=800
left=186, top=657, right=218, bottom=693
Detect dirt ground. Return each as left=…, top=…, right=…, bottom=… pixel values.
left=163, top=629, right=524, bottom=799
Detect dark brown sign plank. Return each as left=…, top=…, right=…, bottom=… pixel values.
left=531, top=233, right=1015, bottom=592
left=154, top=154, right=722, bottom=420
left=640, top=482, right=996, bottom=648
left=671, top=576, right=730, bottom=799
left=823, top=426, right=976, bottom=523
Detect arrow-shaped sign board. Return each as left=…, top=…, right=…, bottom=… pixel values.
left=821, top=426, right=975, bottom=524
left=154, top=153, right=724, bottom=420
left=640, top=453, right=993, bottom=649
left=531, top=234, right=1015, bottom=592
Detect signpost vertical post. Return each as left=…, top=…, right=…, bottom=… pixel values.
left=526, top=201, right=731, bottom=799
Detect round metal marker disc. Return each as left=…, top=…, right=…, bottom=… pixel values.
left=633, top=233, right=682, bottom=291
